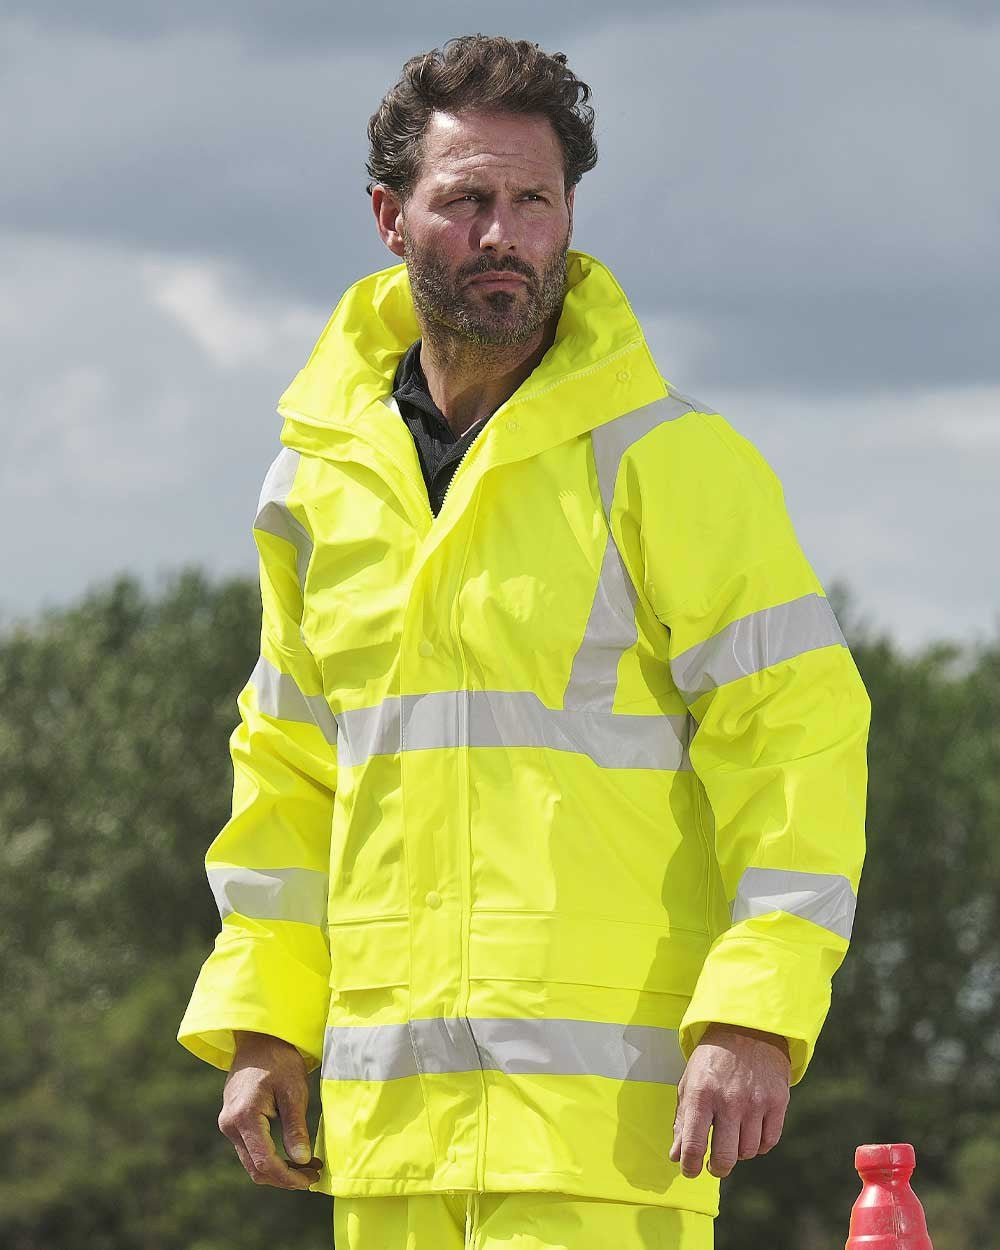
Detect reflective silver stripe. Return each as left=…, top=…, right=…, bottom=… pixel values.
left=254, top=447, right=313, bottom=587
left=474, top=1017, right=687, bottom=1083
left=562, top=531, right=639, bottom=712
left=671, top=593, right=848, bottom=705
left=662, top=385, right=717, bottom=415
left=251, top=654, right=338, bottom=746
left=337, top=697, right=400, bottom=764
left=731, top=867, right=857, bottom=940
left=208, top=864, right=328, bottom=926
left=323, top=1022, right=418, bottom=1082
left=335, top=689, right=690, bottom=772
left=564, top=393, right=695, bottom=711
left=321, top=1017, right=686, bottom=1085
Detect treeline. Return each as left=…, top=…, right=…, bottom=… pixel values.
left=1, top=570, right=997, bottom=1250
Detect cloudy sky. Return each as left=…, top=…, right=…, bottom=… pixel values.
left=2, top=2, right=997, bottom=656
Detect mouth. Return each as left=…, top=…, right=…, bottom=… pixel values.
left=468, top=273, right=528, bottom=286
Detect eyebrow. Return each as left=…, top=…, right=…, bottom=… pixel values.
left=436, top=181, right=554, bottom=197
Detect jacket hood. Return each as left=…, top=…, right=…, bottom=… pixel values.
left=276, top=249, right=668, bottom=447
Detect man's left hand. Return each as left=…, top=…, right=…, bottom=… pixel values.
left=668, top=1022, right=791, bottom=1180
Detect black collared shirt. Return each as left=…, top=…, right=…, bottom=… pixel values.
left=391, top=339, right=491, bottom=517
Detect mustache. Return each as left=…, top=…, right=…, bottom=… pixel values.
left=463, top=261, right=534, bottom=280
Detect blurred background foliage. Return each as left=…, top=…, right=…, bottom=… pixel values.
left=1, top=569, right=997, bottom=1249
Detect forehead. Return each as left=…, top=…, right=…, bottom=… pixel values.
left=416, top=110, right=564, bottom=189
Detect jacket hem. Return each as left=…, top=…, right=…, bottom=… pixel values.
left=312, top=1170, right=720, bottom=1217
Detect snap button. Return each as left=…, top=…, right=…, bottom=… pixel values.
left=425, top=890, right=442, bottom=910
left=418, top=640, right=433, bottom=657
left=617, top=369, right=630, bottom=382
left=505, top=419, right=519, bottom=431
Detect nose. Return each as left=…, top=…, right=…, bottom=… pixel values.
left=477, top=202, right=518, bottom=254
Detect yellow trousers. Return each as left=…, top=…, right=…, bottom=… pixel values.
left=333, top=1191, right=714, bottom=1249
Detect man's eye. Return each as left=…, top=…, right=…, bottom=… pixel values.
left=449, top=194, right=547, bottom=204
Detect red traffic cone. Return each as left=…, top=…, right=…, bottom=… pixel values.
left=846, top=1143, right=933, bottom=1249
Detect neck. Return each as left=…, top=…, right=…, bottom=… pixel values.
left=417, top=310, right=561, bottom=438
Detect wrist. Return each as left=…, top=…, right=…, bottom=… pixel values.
left=702, top=1022, right=790, bottom=1057
left=234, top=1029, right=284, bottom=1049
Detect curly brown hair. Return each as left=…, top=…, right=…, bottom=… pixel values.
left=365, top=34, right=598, bottom=203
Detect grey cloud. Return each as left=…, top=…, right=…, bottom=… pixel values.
left=0, top=232, right=323, bottom=630
left=644, top=295, right=1000, bottom=394
left=3, top=8, right=998, bottom=398
left=3, top=0, right=999, bottom=47
left=0, top=23, right=397, bottom=297
left=568, top=10, right=1000, bottom=389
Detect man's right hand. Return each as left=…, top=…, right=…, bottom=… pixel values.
left=218, top=1030, right=323, bottom=1190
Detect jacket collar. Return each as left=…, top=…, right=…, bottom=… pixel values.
left=276, top=249, right=667, bottom=439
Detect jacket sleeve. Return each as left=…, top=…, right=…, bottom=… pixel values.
left=177, top=448, right=337, bottom=1074
left=627, top=408, right=871, bottom=1085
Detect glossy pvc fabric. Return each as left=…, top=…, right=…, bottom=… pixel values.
left=177, top=250, right=871, bottom=1218
left=333, top=1191, right=713, bottom=1249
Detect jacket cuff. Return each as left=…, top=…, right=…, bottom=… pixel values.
left=678, top=919, right=848, bottom=1084
left=177, top=927, right=330, bottom=1073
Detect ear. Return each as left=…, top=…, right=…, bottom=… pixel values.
left=371, top=186, right=406, bottom=258
left=566, top=185, right=576, bottom=241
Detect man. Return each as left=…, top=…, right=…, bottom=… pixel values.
left=178, top=34, right=870, bottom=1250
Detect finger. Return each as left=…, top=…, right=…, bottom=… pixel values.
left=707, top=1111, right=740, bottom=1178
left=241, top=1111, right=313, bottom=1189
left=738, top=1112, right=764, bottom=1161
left=759, top=1104, right=787, bottom=1155
left=274, top=1081, right=313, bottom=1166
left=678, top=1094, right=713, bottom=1179
left=232, top=1136, right=263, bottom=1184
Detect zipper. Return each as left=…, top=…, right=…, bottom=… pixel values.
left=464, top=1191, right=481, bottom=1248
left=437, top=425, right=492, bottom=1191
left=438, top=399, right=501, bottom=511
left=439, top=437, right=478, bottom=512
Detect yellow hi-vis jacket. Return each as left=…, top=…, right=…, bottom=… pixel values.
left=177, top=249, right=871, bottom=1216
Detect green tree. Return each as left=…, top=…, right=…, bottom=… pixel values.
left=0, top=570, right=332, bottom=1250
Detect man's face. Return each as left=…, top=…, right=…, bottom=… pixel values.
left=388, top=110, right=575, bottom=347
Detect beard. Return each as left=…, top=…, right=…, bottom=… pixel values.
left=402, top=223, right=571, bottom=349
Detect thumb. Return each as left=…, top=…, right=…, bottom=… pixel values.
left=274, top=1081, right=312, bottom=1163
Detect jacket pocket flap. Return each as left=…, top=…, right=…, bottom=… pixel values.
left=469, top=912, right=710, bottom=997
left=328, top=917, right=410, bottom=989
